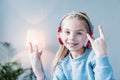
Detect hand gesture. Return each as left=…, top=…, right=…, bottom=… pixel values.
left=87, top=25, right=107, bottom=57
left=29, top=42, right=45, bottom=80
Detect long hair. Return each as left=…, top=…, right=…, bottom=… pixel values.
left=52, top=12, right=93, bottom=73
left=52, top=45, right=69, bottom=71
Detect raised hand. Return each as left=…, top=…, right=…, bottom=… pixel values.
left=29, top=42, right=42, bottom=61
left=29, top=42, right=45, bottom=80
left=87, top=25, right=107, bottom=58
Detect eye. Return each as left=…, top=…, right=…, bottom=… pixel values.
left=76, top=32, right=82, bottom=35
left=65, top=31, right=70, bottom=34
left=63, top=30, right=70, bottom=35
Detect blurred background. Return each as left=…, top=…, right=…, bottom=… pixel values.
left=0, top=0, right=120, bottom=79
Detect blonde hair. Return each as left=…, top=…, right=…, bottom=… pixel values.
left=52, top=45, right=68, bottom=71
left=52, top=12, right=92, bottom=73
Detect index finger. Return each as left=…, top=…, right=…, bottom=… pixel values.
left=98, top=25, right=105, bottom=39
left=29, top=42, right=33, bottom=53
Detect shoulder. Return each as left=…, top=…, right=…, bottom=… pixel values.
left=55, top=55, right=70, bottom=72
left=59, top=55, right=70, bottom=65
left=86, top=47, right=96, bottom=65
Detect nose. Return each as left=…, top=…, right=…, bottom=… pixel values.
left=69, top=33, right=75, bottom=40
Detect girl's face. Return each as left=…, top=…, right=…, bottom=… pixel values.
left=61, top=18, right=88, bottom=52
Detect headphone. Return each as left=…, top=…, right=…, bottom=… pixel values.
left=57, top=12, right=94, bottom=48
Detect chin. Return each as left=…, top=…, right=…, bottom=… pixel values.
left=68, top=47, right=79, bottom=52
left=68, top=46, right=83, bottom=52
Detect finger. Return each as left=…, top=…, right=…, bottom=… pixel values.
left=29, top=42, right=33, bottom=53
left=35, top=44, right=38, bottom=53
left=38, top=50, right=42, bottom=60
left=87, top=33, right=94, bottom=44
left=38, top=50, right=42, bottom=56
left=98, top=25, right=105, bottom=39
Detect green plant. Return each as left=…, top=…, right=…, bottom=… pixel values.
left=0, top=42, right=15, bottom=62
left=0, top=42, right=36, bottom=80
left=0, top=61, right=24, bottom=80
left=19, top=68, right=36, bottom=80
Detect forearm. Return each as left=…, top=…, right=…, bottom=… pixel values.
left=32, top=60, right=46, bottom=80
left=94, top=56, right=114, bottom=80
left=29, top=42, right=46, bottom=80
left=35, top=72, right=45, bottom=80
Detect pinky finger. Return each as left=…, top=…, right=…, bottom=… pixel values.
left=87, top=33, right=94, bottom=44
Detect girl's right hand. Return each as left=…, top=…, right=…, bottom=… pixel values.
left=29, top=42, right=45, bottom=80
left=87, top=25, right=107, bottom=58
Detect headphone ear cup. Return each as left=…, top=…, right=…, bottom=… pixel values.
left=57, top=27, right=63, bottom=45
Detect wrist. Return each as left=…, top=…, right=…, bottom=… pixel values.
left=36, top=72, right=45, bottom=80
left=95, top=51, right=107, bottom=58
left=95, top=53, right=107, bottom=58
left=95, top=55, right=110, bottom=66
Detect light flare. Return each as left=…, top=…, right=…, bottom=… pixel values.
left=26, top=29, right=46, bottom=48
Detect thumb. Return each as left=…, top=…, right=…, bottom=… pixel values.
left=87, top=33, right=94, bottom=44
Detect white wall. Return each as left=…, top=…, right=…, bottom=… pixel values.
left=0, top=0, right=120, bottom=79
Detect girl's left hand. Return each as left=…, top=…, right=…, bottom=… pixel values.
left=87, top=25, right=107, bottom=57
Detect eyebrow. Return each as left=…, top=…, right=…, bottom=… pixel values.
left=76, top=29, right=84, bottom=31
left=64, top=28, right=85, bottom=31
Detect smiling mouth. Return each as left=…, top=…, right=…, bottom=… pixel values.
left=68, top=42, right=78, bottom=47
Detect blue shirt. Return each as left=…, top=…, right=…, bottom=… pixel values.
left=53, top=48, right=114, bottom=80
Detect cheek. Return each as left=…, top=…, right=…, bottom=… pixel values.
left=78, top=35, right=87, bottom=43
left=83, top=35, right=87, bottom=41
left=60, top=33, right=67, bottom=42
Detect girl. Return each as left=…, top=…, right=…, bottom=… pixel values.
left=29, top=12, right=114, bottom=80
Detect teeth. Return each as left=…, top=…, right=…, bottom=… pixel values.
left=68, top=43, right=77, bottom=46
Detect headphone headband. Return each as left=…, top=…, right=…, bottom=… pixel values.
left=60, top=12, right=94, bottom=32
